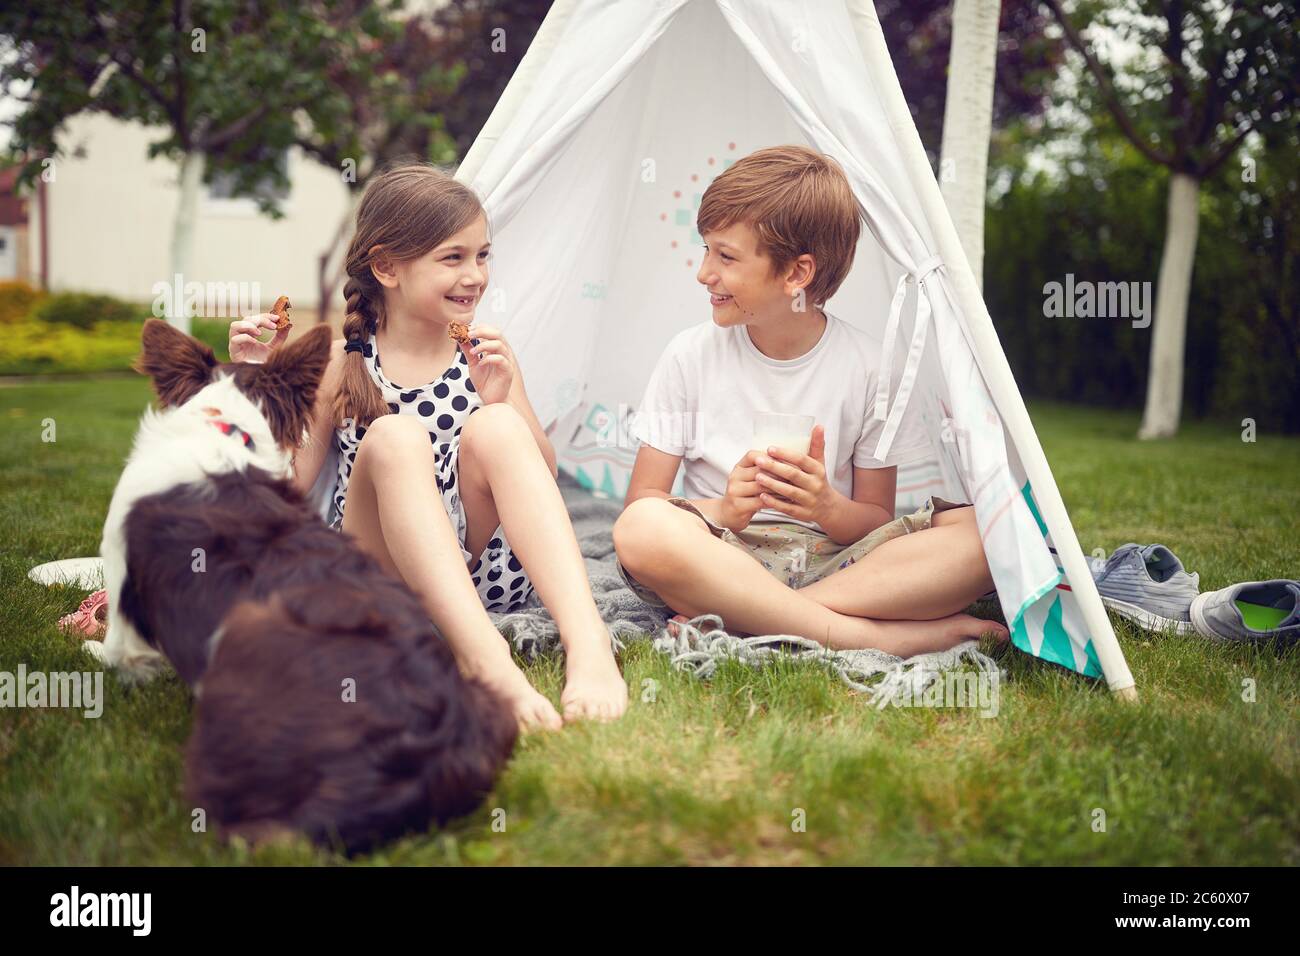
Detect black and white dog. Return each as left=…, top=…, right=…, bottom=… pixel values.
left=88, top=319, right=516, bottom=851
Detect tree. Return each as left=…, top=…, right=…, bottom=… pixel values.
left=0, top=0, right=394, bottom=332
left=291, top=8, right=462, bottom=323
left=939, top=0, right=1005, bottom=288
left=425, top=0, right=552, bottom=163
left=878, top=0, right=1065, bottom=157
left=1042, top=0, right=1300, bottom=438
left=292, top=0, right=549, bottom=323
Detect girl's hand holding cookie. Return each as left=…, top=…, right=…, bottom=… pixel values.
left=229, top=313, right=289, bottom=364
left=459, top=325, right=516, bottom=405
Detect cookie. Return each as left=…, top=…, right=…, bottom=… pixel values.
left=271, top=295, right=292, bottom=332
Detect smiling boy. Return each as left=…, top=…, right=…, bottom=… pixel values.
left=612, top=145, right=1007, bottom=655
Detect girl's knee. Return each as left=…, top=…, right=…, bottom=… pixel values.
left=460, top=405, right=525, bottom=442
left=460, top=403, right=530, bottom=470
left=356, top=413, right=428, bottom=466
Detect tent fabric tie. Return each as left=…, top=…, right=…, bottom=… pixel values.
left=872, top=255, right=945, bottom=462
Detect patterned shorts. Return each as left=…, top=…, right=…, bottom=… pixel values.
left=437, top=436, right=535, bottom=613
left=334, top=430, right=535, bottom=614
left=617, top=495, right=970, bottom=612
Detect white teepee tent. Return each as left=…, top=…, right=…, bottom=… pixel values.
left=451, top=0, right=1137, bottom=696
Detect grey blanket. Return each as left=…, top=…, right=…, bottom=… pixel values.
left=489, top=474, right=669, bottom=657
left=490, top=476, right=1004, bottom=706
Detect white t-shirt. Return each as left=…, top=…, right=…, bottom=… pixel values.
left=631, top=311, right=932, bottom=529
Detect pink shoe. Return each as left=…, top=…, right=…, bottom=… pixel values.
left=58, top=588, right=108, bottom=640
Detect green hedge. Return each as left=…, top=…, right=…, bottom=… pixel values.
left=0, top=281, right=45, bottom=325
left=30, top=292, right=145, bottom=329
left=0, top=281, right=243, bottom=374
left=985, top=135, right=1299, bottom=433
left=0, top=317, right=232, bottom=376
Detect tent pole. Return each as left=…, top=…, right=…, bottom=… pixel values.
left=846, top=0, right=1137, bottom=699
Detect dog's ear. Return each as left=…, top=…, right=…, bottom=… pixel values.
left=241, top=325, right=334, bottom=449
left=134, top=318, right=218, bottom=408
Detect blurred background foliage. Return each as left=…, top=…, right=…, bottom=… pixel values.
left=986, top=129, right=1298, bottom=432
left=0, top=0, right=1294, bottom=431
left=889, top=0, right=1298, bottom=433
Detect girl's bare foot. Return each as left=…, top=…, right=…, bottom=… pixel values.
left=463, top=649, right=562, bottom=733
left=560, top=640, right=627, bottom=723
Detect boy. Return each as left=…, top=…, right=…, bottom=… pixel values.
left=612, top=145, right=1007, bottom=656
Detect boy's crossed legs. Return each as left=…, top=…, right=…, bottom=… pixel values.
left=613, top=497, right=1007, bottom=657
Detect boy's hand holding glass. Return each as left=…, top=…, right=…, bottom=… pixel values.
left=754, top=424, right=838, bottom=527
left=719, top=450, right=766, bottom=532
left=459, top=324, right=515, bottom=404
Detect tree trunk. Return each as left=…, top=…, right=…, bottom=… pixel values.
left=1138, top=172, right=1200, bottom=439
left=167, top=149, right=204, bottom=334
left=939, top=0, right=1001, bottom=290
left=317, top=188, right=365, bottom=325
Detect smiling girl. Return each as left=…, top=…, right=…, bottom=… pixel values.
left=229, top=162, right=627, bottom=731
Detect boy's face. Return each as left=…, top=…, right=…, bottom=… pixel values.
left=697, top=222, right=815, bottom=328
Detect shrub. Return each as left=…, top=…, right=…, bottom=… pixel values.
left=0, top=316, right=233, bottom=376
left=191, top=318, right=232, bottom=361
left=0, top=319, right=143, bottom=375
left=0, top=281, right=46, bottom=325
left=31, top=292, right=145, bottom=330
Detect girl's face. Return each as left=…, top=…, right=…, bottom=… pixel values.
left=387, top=214, right=491, bottom=326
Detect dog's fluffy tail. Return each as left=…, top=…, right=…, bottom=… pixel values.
left=184, top=592, right=518, bottom=854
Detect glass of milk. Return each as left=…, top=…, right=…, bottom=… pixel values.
left=753, top=412, right=815, bottom=457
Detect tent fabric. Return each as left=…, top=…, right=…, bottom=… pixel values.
left=442, top=0, right=1134, bottom=691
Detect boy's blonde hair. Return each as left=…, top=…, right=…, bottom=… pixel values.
left=696, top=145, right=862, bottom=306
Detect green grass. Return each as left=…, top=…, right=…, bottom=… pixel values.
left=1, top=382, right=1297, bottom=865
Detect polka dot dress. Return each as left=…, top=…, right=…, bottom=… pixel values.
left=329, top=333, right=535, bottom=613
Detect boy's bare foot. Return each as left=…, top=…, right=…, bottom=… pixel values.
left=560, top=641, right=627, bottom=723
left=463, top=650, right=562, bottom=733
left=835, top=612, right=1009, bottom=657
left=974, top=616, right=1011, bottom=644
left=667, top=610, right=1002, bottom=655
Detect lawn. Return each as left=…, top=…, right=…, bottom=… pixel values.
left=0, top=378, right=1296, bottom=865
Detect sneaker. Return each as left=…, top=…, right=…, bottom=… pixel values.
left=57, top=588, right=108, bottom=640
left=1190, top=580, right=1300, bottom=644
left=1089, top=543, right=1200, bottom=635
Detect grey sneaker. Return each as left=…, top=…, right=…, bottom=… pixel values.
left=1190, top=580, right=1300, bottom=644
left=1089, top=543, right=1200, bottom=635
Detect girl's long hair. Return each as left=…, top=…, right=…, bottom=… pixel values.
left=332, top=162, right=486, bottom=428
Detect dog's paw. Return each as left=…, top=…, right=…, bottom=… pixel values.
left=116, top=654, right=169, bottom=684
left=81, top=640, right=109, bottom=664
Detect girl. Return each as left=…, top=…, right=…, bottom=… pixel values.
left=228, top=163, right=627, bottom=731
